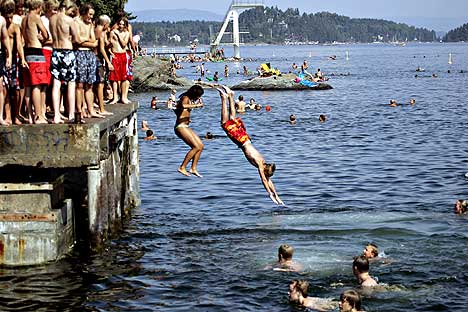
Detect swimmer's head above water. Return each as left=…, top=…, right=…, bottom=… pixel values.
left=278, top=244, right=294, bottom=262
left=339, top=289, right=362, bottom=312
left=363, top=243, right=378, bottom=259
left=455, top=199, right=467, bottom=214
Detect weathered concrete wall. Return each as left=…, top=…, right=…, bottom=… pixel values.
left=0, top=103, right=140, bottom=266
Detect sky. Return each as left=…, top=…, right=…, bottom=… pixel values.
left=125, top=0, right=468, bottom=19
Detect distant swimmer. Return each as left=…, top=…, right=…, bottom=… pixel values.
left=289, top=280, right=338, bottom=311
left=389, top=99, right=398, bottom=107
left=173, top=85, right=205, bottom=177
left=339, top=290, right=365, bottom=312
left=409, top=98, right=416, bottom=105
left=329, top=55, right=337, bottom=60
left=236, top=95, right=246, bottom=113
left=274, top=244, right=302, bottom=272
left=248, top=98, right=256, bottom=110
left=167, top=89, right=177, bottom=109
left=353, top=256, right=378, bottom=287
left=144, top=129, right=156, bottom=141
left=217, top=85, right=284, bottom=205
left=289, top=114, right=297, bottom=125
left=151, top=96, right=158, bottom=109
left=204, top=131, right=214, bottom=140
left=319, top=114, right=327, bottom=122
left=454, top=199, right=467, bottom=214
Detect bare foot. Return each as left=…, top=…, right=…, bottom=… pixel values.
left=5, top=118, right=12, bottom=125
left=90, top=112, right=105, bottom=118
left=99, top=110, right=113, bottom=116
left=221, top=85, right=234, bottom=95
left=34, top=116, right=48, bottom=124
left=13, top=118, right=23, bottom=125
left=0, top=119, right=9, bottom=126
left=52, top=117, right=64, bottom=124
left=121, top=99, right=131, bottom=104
left=107, top=100, right=118, bottom=105
left=178, top=167, right=191, bottom=177
left=189, top=169, right=203, bottom=178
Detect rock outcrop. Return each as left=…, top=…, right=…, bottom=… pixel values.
left=132, top=57, right=193, bottom=92
left=230, top=74, right=333, bottom=91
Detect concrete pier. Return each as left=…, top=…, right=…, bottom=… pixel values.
left=0, top=103, right=140, bottom=266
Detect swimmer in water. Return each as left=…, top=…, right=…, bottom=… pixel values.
left=409, top=98, right=416, bottom=105
left=289, top=114, right=297, bottom=125
left=205, top=131, right=214, bottom=140
left=144, top=129, right=156, bottom=141
left=289, top=280, right=337, bottom=311
left=217, top=85, right=284, bottom=205
left=389, top=99, right=398, bottom=107
left=319, top=114, right=327, bottom=122
left=454, top=199, right=467, bottom=214
left=339, top=290, right=364, bottom=312
left=353, top=256, right=378, bottom=287
left=274, top=244, right=302, bottom=272
left=151, top=96, right=157, bottom=109
left=362, top=243, right=379, bottom=260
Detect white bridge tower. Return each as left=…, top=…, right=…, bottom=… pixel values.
left=211, top=0, right=265, bottom=59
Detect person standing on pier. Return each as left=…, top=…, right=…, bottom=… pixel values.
left=94, top=14, right=113, bottom=116
left=108, top=17, right=131, bottom=104
left=49, top=0, right=80, bottom=122
left=2, top=0, right=24, bottom=125
left=21, top=0, right=48, bottom=124
left=174, top=85, right=205, bottom=177
left=75, top=3, right=102, bottom=119
left=217, top=85, right=283, bottom=205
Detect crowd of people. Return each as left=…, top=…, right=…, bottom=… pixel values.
left=0, top=0, right=137, bottom=126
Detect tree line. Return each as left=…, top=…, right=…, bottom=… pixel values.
left=444, top=23, right=468, bottom=42
left=131, top=6, right=437, bottom=46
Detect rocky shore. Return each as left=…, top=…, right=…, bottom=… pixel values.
left=132, top=59, right=333, bottom=92
left=132, top=58, right=193, bottom=92
left=231, top=74, right=333, bottom=91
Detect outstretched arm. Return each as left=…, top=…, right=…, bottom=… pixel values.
left=257, top=167, right=284, bottom=205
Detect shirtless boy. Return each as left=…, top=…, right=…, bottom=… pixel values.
left=21, top=0, right=49, bottom=124
left=109, top=18, right=131, bottom=104
left=353, top=256, right=378, bottom=287
left=289, top=280, right=337, bottom=311
left=0, top=3, right=12, bottom=126
left=49, top=0, right=80, bottom=122
left=1, top=0, right=21, bottom=125
left=217, top=85, right=283, bottom=205
left=94, top=15, right=113, bottom=115
left=274, top=244, right=302, bottom=272
left=75, top=3, right=100, bottom=119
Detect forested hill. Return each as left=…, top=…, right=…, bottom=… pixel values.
left=132, top=6, right=436, bottom=46
left=444, top=23, right=468, bottom=42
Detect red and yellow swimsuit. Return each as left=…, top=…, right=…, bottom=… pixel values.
left=222, top=117, right=251, bottom=147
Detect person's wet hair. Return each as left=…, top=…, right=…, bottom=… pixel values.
left=366, top=243, right=379, bottom=258
left=278, top=244, right=294, bottom=261
left=264, top=163, right=276, bottom=178
left=353, top=255, right=370, bottom=273
left=293, top=280, right=309, bottom=298
left=319, top=114, right=327, bottom=122
left=146, top=129, right=153, bottom=137
left=205, top=132, right=214, bottom=139
left=180, top=85, right=204, bottom=101
left=340, top=289, right=362, bottom=310
left=238, top=95, right=244, bottom=101
left=290, top=114, right=296, bottom=121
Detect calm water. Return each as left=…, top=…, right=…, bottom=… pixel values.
left=1, top=43, right=468, bottom=311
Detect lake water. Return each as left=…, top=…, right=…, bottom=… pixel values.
left=1, top=43, right=468, bottom=311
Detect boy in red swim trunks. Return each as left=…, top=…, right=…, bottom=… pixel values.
left=217, top=85, right=284, bottom=205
